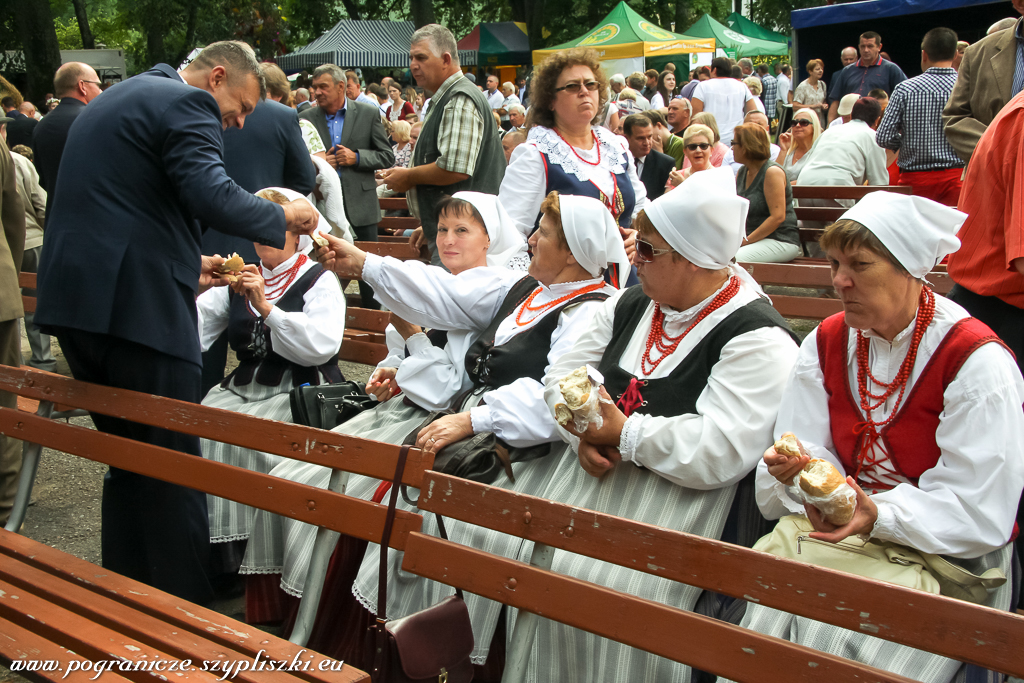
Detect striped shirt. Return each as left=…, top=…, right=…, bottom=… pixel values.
left=875, top=67, right=963, bottom=172
left=1014, top=20, right=1024, bottom=98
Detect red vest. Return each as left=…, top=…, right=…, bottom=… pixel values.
left=816, top=313, right=1007, bottom=486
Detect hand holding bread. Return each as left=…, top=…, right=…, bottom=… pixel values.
left=768, top=433, right=856, bottom=527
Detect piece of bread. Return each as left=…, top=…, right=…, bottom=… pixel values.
left=218, top=253, right=244, bottom=274
left=559, top=367, right=592, bottom=410
left=312, top=232, right=329, bottom=248
left=554, top=403, right=574, bottom=427
left=798, top=459, right=846, bottom=497
left=774, top=432, right=802, bottom=458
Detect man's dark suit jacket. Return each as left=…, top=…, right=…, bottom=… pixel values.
left=204, top=99, right=316, bottom=262
left=639, top=150, right=675, bottom=201
left=296, top=101, right=311, bottom=113
left=299, top=100, right=394, bottom=228
left=35, top=64, right=286, bottom=366
left=5, top=110, right=37, bottom=149
left=31, top=98, right=86, bottom=217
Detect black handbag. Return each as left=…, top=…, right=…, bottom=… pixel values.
left=371, top=444, right=475, bottom=683
left=407, top=410, right=551, bottom=486
left=289, top=381, right=376, bottom=430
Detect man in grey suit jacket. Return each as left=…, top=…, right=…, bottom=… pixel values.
left=302, top=64, right=394, bottom=308
left=943, top=12, right=1022, bottom=163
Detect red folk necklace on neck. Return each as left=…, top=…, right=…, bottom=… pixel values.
left=851, top=286, right=936, bottom=478
left=515, top=281, right=605, bottom=327
left=263, top=254, right=308, bottom=302
left=555, top=128, right=601, bottom=166
left=641, top=276, right=740, bottom=376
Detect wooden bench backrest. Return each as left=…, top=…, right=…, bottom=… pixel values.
left=0, top=366, right=429, bottom=550
left=790, top=186, right=913, bottom=200
left=409, top=471, right=1024, bottom=680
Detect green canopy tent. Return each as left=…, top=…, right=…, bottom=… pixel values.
left=458, top=22, right=531, bottom=66
left=726, top=12, right=790, bottom=45
left=684, top=14, right=788, bottom=58
left=533, top=1, right=714, bottom=78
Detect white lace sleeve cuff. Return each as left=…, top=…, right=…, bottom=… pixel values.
left=470, top=405, right=493, bottom=434
left=618, top=413, right=645, bottom=464
left=869, top=500, right=897, bottom=543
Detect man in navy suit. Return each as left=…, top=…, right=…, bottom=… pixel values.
left=200, top=61, right=316, bottom=395
left=34, top=41, right=319, bottom=603
left=624, top=113, right=674, bottom=201
left=31, top=63, right=103, bottom=217
left=301, top=64, right=393, bottom=308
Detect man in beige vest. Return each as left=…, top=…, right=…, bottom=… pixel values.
left=0, top=123, right=26, bottom=527
left=942, top=8, right=1023, bottom=162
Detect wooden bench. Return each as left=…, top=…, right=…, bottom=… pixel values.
left=791, top=185, right=914, bottom=243
left=403, top=470, right=1024, bottom=683
left=377, top=197, right=419, bottom=237
left=0, top=365, right=439, bottom=672
left=740, top=262, right=952, bottom=321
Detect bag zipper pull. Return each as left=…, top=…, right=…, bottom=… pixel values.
left=797, top=535, right=806, bottom=554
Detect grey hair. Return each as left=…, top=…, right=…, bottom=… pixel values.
left=186, top=41, right=266, bottom=99
left=673, top=96, right=692, bottom=112
left=411, top=24, right=460, bottom=68
left=509, top=103, right=526, bottom=115
left=738, top=58, right=753, bottom=70
left=626, top=73, right=644, bottom=90
left=610, top=73, right=625, bottom=84
left=618, top=88, right=637, bottom=101
left=312, top=63, right=346, bottom=85
left=987, top=17, right=1018, bottom=34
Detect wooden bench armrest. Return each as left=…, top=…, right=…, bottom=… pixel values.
left=417, top=472, right=1024, bottom=677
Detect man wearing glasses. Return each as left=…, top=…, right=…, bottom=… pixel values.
left=32, top=63, right=103, bottom=217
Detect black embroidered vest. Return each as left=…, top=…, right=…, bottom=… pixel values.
left=224, top=264, right=343, bottom=388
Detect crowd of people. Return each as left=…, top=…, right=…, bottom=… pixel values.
left=0, top=11, right=1022, bottom=683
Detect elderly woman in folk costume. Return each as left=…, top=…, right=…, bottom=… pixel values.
left=515, top=168, right=801, bottom=683
left=197, top=188, right=346, bottom=579
left=499, top=48, right=648, bottom=241
left=242, top=193, right=629, bottom=666
left=734, top=193, right=1024, bottom=683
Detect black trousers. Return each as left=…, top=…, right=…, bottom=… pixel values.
left=54, top=327, right=214, bottom=604
left=947, top=284, right=1024, bottom=608
left=200, top=332, right=229, bottom=397
left=352, top=223, right=381, bottom=310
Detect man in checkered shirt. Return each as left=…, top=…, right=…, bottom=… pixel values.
left=757, top=64, right=778, bottom=123
left=875, top=27, right=965, bottom=205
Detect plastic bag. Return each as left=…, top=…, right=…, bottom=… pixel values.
left=787, top=475, right=857, bottom=526
left=558, top=366, right=607, bottom=433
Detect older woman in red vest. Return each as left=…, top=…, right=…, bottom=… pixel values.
left=738, top=192, right=1024, bottom=683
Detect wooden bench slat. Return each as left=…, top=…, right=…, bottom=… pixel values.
left=355, top=241, right=420, bottom=260
left=338, top=338, right=388, bottom=366
left=0, top=533, right=370, bottom=683
left=21, top=296, right=35, bottom=314
left=0, top=578, right=225, bottom=682
left=378, top=198, right=409, bottom=211
left=769, top=295, right=844, bottom=320
left=343, top=330, right=387, bottom=345
left=794, top=207, right=846, bottom=222
left=0, top=557, right=338, bottom=683
left=400, top=533, right=918, bottom=683
left=791, top=186, right=912, bottom=199
left=0, top=616, right=135, bottom=683
left=417, top=472, right=1024, bottom=677
left=741, top=263, right=835, bottom=288
left=0, top=367, right=429, bottom=487
left=378, top=217, right=420, bottom=230
left=0, top=408, right=421, bottom=550
left=345, top=308, right=391, bottom=333
left=18, top=272, right=36, bottom=289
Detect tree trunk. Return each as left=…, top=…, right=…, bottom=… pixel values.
left=410, top=0, right=436, bottom=27
left=175, top=0, right=200, bottom=67
left=70, top=0, right=95, bottom=50
left=675, top=0, right=690, bottom=34
left=147, top=24, right=166, bottom=68
left=11, top=0, right=62, bottom=103
left=338, top=0, right=363, bottom=20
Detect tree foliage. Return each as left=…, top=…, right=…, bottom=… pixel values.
left=747, top=0, right=825, bottom=34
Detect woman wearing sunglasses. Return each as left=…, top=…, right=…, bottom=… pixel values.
left=531, top=168, right=799, bottom=681
left=499, top=48, right=647, bottom=242
left=665, top=123, right=715, bottom=190
left=733, top=123, right=801, bottom=263
left=777, top=109, right=821, bottom=184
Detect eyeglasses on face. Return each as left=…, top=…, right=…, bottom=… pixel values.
left=685, top=142, right=710, bottom=151
left=555, top=80, right=600, bottom=94
left=80, top=80, right=102, bottom=87
left=792, top=119, right=813, bottom=127
left=635, top=238, right=675, bottom=263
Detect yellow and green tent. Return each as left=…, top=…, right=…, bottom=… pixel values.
left=532, top=1, right=714, bottom=70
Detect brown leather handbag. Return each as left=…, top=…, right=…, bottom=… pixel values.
left=371, top=444, right=475, bottom=683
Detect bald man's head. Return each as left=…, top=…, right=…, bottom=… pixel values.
left=54, top=62, right=102, bottom=103
left=744, top=110, right=770, bottom=133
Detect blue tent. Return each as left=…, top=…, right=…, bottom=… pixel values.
left=790, top=0, right=1012, bottom=82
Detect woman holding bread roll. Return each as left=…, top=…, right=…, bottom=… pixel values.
left=195, top=188, right=346, bottom=581
left=529, top=168, right=801, bottom=682
left=240, top=192, right=628, bottom=669
left=735, top=192, right=1024, bottom=683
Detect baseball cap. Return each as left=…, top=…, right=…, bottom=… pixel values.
left=837, top=93, right=860, bottom=116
